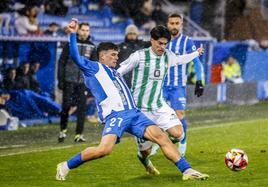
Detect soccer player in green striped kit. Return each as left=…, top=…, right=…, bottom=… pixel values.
left=117, top=25, right=204, bottom=175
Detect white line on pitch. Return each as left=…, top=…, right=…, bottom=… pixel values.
left=0, top=144, right=26, bottom=149
left=0, top=145, right=74, bottom=157
left=189, top=118, right=268, bottom=131
left=0, top=118, right=267, bottom=157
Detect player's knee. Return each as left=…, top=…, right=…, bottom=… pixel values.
left=171, top=127, right=184, bottom=141
left=171, top=132, right=184, bottom=142
left=174, top=132, right=185, bottom=142
left=154, top=132, right=169, bottom=146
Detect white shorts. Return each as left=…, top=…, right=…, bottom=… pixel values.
left=142, top=102, right=181, bottom=131
left=136, top=102, right=182, bottom=151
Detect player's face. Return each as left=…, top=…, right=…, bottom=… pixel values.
left=151, top=37, right=168, bottom=56
left=78, top=25, right=90, bottom=41
left=167, top=17, right=182, bottom=37
left=100, top=50, right=119, bottom=68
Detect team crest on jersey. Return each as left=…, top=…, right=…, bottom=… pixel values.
left=113, top=70, right=121, bottom=77
left=106, top=127, right=112, bottom=133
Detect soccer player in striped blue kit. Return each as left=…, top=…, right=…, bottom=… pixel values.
left=164, top=13, right=204, bottom=156
left=56, top=19, right=209, bottom=181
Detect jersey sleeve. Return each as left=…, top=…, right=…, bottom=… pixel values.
left=186, top=38, right=203, bottom=81
left=69, top=33, right=99, bottom=76
left=168, top=50, right=199, bottom=67
left=117, top=51, right=140, bottom=76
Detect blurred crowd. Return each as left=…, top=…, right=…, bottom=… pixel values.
left=0, top=60, right=42, bottom=129
left=0, top=61, right=41, bottom=92
left=1, top=0, right=268, bottom=45
left=0, top=0, right=168, bottom=36
left=0, top=0, right=73, bottom=36
left=108, top=0, right=167, bottom=31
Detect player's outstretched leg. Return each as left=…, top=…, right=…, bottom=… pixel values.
left=178, top=118, right=187, bottom=156
left=136, top=147, right=160, bottom=175
left=136, top=137, right=160, bottom=175
left=143, top=125, right=209, bottom=180
left=56, top=134, right=117, bottom=181
left=150, top=125, right=184, bottom=156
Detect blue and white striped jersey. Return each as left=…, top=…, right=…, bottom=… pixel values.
left=164, top=34, right=203, bottom=87
left=69, top=33, right=136, bottom=122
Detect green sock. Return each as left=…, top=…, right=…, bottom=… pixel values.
left=137, top=153, right=150, bottom=167
left=169, top=135, right=179, bottom=144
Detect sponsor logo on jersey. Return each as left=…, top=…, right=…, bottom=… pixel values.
left=154, top=70, right=161, bottom=77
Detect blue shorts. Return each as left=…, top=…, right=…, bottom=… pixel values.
left=163, top=86, right=187, bottom=110
left=102, top=108, right=155, bottom=143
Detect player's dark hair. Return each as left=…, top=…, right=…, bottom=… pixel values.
left=150, top=25, right=171, bottom=42
left=168, top=13, right=183, bottom=20
left=79, top=22, right=90, bottom=29
left=97, top=42, right=119, bottom=58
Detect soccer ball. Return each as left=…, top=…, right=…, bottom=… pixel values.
left=225, top=148, right=248, bottom=171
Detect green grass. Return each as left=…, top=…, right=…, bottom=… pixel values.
left=0, top=102, right=268, bottom=186
left=0, top=119, right=268, bottom=186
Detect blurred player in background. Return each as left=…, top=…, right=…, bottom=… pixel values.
left=163, top=13, right=204, bottom=156
left=56, top=19, right=209, bottom=181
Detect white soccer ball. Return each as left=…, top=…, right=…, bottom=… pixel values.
left=225, top=148, right=248, bottom=171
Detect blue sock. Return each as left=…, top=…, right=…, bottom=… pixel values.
left=175, top=157, right=191, bottom=173
left=67, top=153, right=84, bottom=169
left=181, top=118, right=187, bottom=144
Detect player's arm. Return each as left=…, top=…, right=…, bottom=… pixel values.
left=186, top=38, right=204, bottom=97
left=187, top=39, right=203, bottom=82
left=68, top=19, right=98, bottom=75
left=117, top=51, right=140, bottom=76
left=171, top=48, right=204, bottom=66
left=69, top=32, right=87, bottom=69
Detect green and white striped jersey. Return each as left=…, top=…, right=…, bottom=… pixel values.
left=118, top=47, right=199, bottom=111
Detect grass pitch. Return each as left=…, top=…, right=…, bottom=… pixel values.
left=0, top=103, right=268, bottom=187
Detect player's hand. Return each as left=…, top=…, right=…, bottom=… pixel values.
left=66, top=18, right=78, bottom=33
left=197, top=47, right=204, bottom=55
left=194, top=80, right=204, bottom=97
left=197, top=44, right=204, bottom=55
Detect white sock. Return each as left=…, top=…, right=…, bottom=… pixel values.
left=63, top=161, right=70, bottom=171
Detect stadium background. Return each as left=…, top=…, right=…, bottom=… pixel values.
left=1, top=0, right=268, bottom=124
left=0, top=0, right=268, bottom=186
